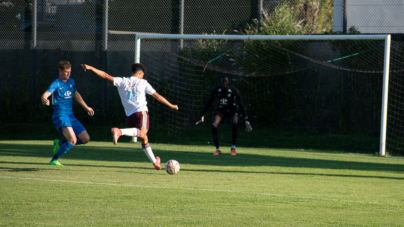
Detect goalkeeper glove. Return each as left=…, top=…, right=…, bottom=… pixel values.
left=195, top=116, right=204, bottom=125
left=244, top=117, right=252, bottom=132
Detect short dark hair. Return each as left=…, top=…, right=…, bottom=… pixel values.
left=132, top=63, right=146, bottom=74
left=58, top=61, right=71, bottom=70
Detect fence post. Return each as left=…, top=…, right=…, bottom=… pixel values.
left=340, top=0, right=347, bottom=129
left=32, top=0, right=37, bottom=98
left=257, top=0, right=263, bottom=34
left=179, top=0, right=184, bottom=49
left=102, top=0, right=108, bottom=112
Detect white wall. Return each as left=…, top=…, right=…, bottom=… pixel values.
left=333, top=0, right=404, bottom=34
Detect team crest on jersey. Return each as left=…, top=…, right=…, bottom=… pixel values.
left=70, top=85, right=72, bottom=88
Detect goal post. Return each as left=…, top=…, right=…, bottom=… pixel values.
left=133, top=34, right=392, bottom=155
left=380, top=35, right=391, bottom=156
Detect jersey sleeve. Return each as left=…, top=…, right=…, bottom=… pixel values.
left=113, top=77, right=124, bottom=88
left=46, top=80, right=59, bottom=94
left=145, top=82, right=156, bottom=95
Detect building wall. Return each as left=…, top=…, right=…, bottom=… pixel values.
left=333, top=0, right=404, bottom=34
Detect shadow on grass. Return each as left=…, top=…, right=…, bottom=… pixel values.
left=0, top=166, right=42, bottom=172
left=0, top=161, right=157, bottom=173
left=0, top=143, right=403, bottom=175
left=0, top=123, right=382, bottom=153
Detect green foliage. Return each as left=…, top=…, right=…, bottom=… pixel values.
left=245, top=2, right=306, bottom=35
left=183, top=31, right=232, bottom=63
left=241, top=0, right=334, bottom=36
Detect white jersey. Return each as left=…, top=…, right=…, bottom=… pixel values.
left=113, top=77, right=156, bottom=116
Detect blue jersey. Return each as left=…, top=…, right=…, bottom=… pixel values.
left=46, top=78, right=76, bottom=117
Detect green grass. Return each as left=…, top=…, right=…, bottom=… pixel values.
left=1, top=140, right=403, bottom=226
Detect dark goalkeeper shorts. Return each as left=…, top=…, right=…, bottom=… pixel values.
left=126, top=111, right=149, bottom=130
left=214, top=108, right=238, bottom=119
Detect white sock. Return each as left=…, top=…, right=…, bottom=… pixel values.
left=216, top=148, right=220, bottom=151
left=231, top=145, right=236, bottom=149
left=120, top=128, right=140, bottom=137
left=142, top=143, right=156, bottom=164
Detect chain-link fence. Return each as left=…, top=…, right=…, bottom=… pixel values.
left=1, top=0, right=404, bottom=153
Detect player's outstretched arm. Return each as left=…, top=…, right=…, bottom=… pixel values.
left=151, top=92, right=178, bottom=110
left=41, top=91, right=51, bottom=106
left=81, top=64, right=114, bottom=83
left=73, top=91, right=95, bottom=116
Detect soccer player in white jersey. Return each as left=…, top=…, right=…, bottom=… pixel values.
left=41, top=61, right=94, bottom=166
left=81, top=63, right=178, bottom=170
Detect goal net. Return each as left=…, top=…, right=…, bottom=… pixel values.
left=110, top=33, right=404, bottom=155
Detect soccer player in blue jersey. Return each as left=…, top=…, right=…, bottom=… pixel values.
left=41, top=61, right=94, bottom=166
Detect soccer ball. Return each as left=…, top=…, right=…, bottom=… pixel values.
left=165, top=160, right=180, bottom=175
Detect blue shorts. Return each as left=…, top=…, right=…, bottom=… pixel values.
left=52, top=114, right=86, bottom=136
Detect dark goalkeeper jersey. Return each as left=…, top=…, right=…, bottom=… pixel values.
left=201, top=85, right=247, bottom=117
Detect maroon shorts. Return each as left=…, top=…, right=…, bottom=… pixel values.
left=126, top=111, right=149, bottom=130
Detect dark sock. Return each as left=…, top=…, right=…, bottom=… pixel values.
left=212, top=126, right=219, bottom=149
left=232, top=123, right=238, bottom=146
left=55, top=141, right=74, bottom=158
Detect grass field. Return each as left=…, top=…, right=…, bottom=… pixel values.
left=1, top=139, right=404, bottom=226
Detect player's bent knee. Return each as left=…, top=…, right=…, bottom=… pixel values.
left=69, top=139, right=77, bottom=145
left=140, top=127, right=148, bottom=135
left=140, top=136, right=148, bottom=145
left=82, top=137, right=90, bottom=144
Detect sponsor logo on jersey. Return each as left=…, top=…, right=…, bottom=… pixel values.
left=64, top=91, right=72, bottom=98
left=228, top=94, right=231, bottom=97
left=220, top=98, right=227, bottom=106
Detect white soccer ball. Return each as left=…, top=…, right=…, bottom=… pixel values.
left=165, top=160, right=180, bottom=175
